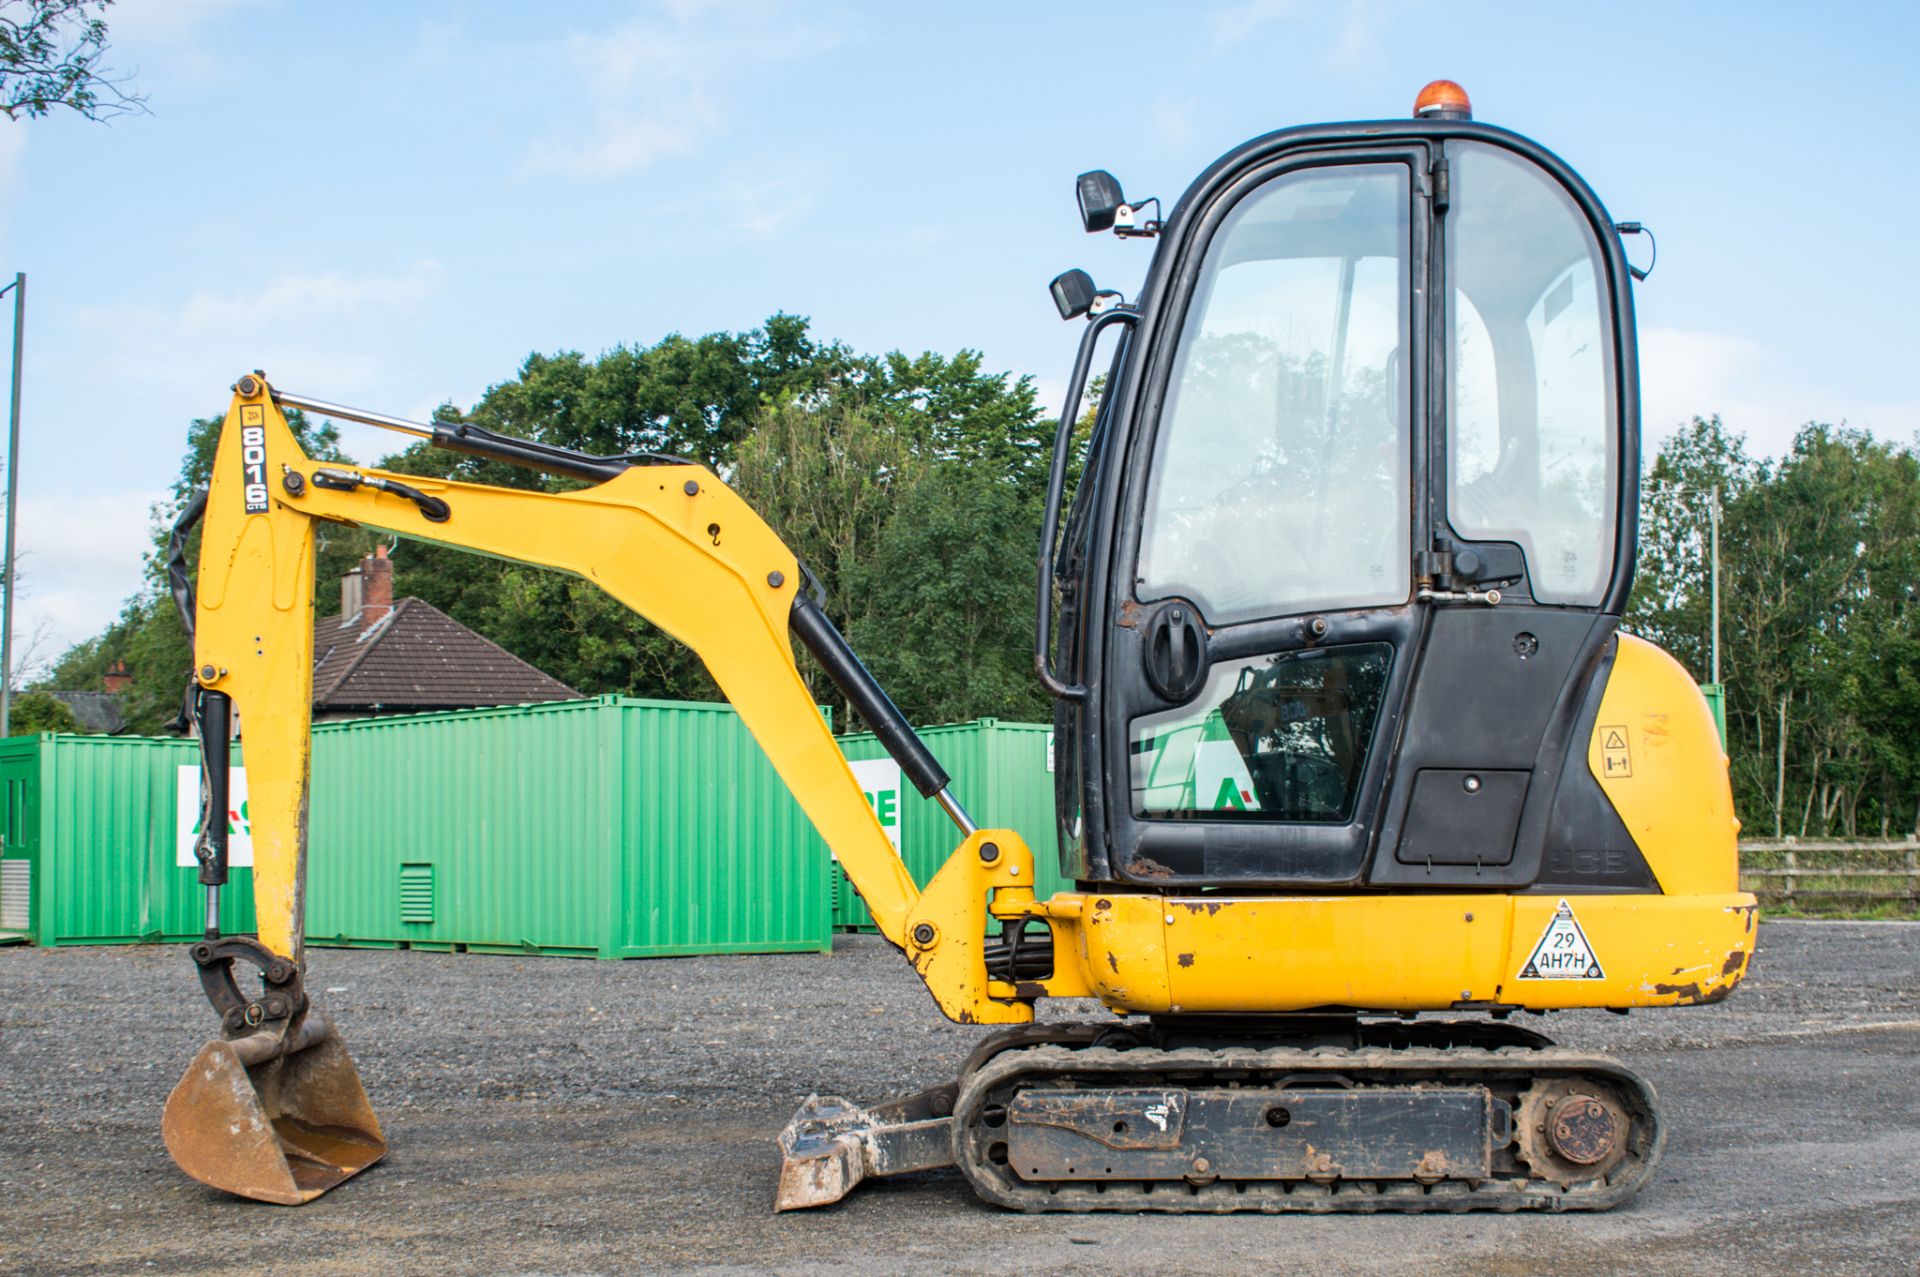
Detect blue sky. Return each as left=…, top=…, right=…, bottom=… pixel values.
left=4, top=1, right=1916, bottom=662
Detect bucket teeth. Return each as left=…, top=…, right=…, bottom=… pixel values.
left=162, top=1024, right=385, bottom=1205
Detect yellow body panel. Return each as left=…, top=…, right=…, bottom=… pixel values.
left=1590, top=633, right=1744, bottom=897
left=1032, top=889, right=1755, bottom=1014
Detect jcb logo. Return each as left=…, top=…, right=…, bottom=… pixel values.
left=240, top=422, right=269, bottom=513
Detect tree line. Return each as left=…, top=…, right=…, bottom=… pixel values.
left=41, top=315, right=1063, bottom=736
left=1628, top=416, right=1920, bottom=838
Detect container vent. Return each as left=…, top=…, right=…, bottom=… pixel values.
left=399, top=863, right=435, bottom=925
left=1, top=859, right=28, bottom=932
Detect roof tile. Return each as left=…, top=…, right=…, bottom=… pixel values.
left=312, top=598, right=579, bottom=712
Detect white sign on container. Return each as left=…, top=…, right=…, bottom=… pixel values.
left=847, top=757, right=903, bottom=853
left=175, top=765, right=253, bottom=868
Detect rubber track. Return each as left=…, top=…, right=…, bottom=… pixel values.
left=951, top=1043, right=1663, bottom=1214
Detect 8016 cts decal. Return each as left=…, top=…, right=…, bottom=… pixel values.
left=239, top=404, right=268, bottom=513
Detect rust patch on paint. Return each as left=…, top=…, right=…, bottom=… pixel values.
left=1127, top=855, right=1175, bottom=880
left=1116, top=599, right=1145, bottom=629
left=1106, top=951, right=1119, bottom=973
left=1176, top=953, right=1195, bottom=968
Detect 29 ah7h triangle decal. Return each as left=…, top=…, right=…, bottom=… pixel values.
left=1517, top=899, right=1605, bottom=980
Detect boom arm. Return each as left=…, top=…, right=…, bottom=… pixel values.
left=194, top=376, right=1041, bottom=1024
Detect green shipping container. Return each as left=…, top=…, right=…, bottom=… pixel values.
left=2, top=696, right=831, bottom=958
left=0, top=734, right=258, bottom=945
left=831, top=719, right=1067, bottom=931
left=305, top=697, right=829, bottom=957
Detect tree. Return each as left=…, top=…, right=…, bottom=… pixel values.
left=8, top=688, right=78, bottom=733
left=1626, top=415, right=1760, bottom=672
left=848, top=463, right=1049, bottom=726
left=1629, top=417, right=1920, bottom=839
left=0, top=0, right=144, bottom=122
left=376, top=316, right=1048, bottom=724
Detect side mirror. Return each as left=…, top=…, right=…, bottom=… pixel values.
left=1076, top=170, right=1125, bottom=234
left=1049, top=269, right=1097, bottom=321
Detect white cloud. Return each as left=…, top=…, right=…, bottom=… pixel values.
left=67, top=260, right=446, bottom=404
left=727, top=171, right=824, bottom=238
left=0, top=122, right=25, bottom=242
left=1638, top=325, right=1920, bottom=462
left=1208, top=0, right=1299, bottom=53
left=107, top=0, right=272, bottom=45
left=1326, top=2, right=1387, bottom=75
left=18, top=261, right=451, bottom=654
left=530, top=0, right=854, bottom=178
left=8, top=489, right=163, bottom=662
left=1206, top=0, right=1395, bottom=73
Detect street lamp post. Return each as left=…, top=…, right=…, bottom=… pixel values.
left=0, top=272, right=23, bottom=737
left=1709, top=484, right=1721, bottom=685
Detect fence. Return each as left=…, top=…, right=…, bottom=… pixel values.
left=1738, top=839, right=1920, bottom=915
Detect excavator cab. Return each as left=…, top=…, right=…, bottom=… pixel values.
left=1045, top=82, right=1647, bottom=897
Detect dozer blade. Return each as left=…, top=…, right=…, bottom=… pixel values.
left=774, top=1090, right=956, bottom=1211
left=162, top=1018, right=385, bottom=1206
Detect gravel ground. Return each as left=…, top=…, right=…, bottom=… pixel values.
left=0, top=920, right=1915, bottom=1277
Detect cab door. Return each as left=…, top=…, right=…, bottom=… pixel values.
left=1096, top=147, right=1430, bottom=886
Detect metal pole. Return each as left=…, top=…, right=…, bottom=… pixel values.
left=1709, top=485, right=1721, bottom=685
left=0, top=273, right=23, bottom=737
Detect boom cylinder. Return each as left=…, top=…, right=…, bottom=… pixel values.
left=788, top=591, right=974, bottom=832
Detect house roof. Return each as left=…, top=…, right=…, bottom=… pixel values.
left=45, top=690, right=127, bottom=734
left=312, top=597, right=579, bottom=713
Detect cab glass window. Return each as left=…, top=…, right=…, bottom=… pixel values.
left=1129, top=643, right=1392, bottom=821
left=1136, top=164, right=1410, bottom=625
left=1447, top=143, right=1616, bottom=605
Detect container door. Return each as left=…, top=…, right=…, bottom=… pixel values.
left=0, top=745, right=38, bottom=938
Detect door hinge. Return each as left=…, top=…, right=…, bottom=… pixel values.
left=1431, top=156, right=1450, bottom=214
left=1414, top=548, right=1453, bottom=580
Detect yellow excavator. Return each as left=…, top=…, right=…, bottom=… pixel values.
left=161, top=82, right=1755, bottom=1212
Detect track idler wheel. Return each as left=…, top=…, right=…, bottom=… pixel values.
left=1515, top=1078, right=1632, bottom=1187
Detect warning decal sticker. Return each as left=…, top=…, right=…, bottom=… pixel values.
left=1598, top=724, right=1632, bottom=778
left=1517, top=899, right=1605, bottom=980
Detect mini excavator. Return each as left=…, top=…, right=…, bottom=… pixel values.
left=162, top=82, right=1756, bottom=1212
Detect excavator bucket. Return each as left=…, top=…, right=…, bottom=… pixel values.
left=162, top=1019, right=385, bottom=1205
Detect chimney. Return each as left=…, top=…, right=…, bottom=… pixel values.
left=103, top=660, right=131, bottom=694
left=360, top=545, right=394, bottom=624
left=341, top=546, right=395, bottom=626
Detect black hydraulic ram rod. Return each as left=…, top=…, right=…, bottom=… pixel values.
left=789, top=590, right=977, bottom=835
left=269, top=389, right=643, bottom=483
left=195, top=689, right=233, bottom=938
